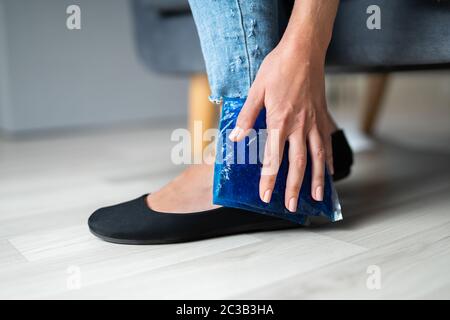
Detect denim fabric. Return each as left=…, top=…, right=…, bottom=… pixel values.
left=188, top=0, right=282, bottom=103
left=189, top=0, right=342, bottom=223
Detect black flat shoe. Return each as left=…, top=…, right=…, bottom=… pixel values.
left=332, top=129, right=354, bottom=181
left=88, top=195, right=300, bottom=245
left=88, top=130, right=353, bottom=245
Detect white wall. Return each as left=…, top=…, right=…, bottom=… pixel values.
left=0, top=0, right=189, bottom=133
left=0, top=0, right=12, bottom=129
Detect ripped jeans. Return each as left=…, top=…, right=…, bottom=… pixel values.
left=188, top=0, right=292, bottom=103
left=188, top=0, right=341, bottom=223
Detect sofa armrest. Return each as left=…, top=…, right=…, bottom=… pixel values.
left=137, top=0, right=190, bottom=11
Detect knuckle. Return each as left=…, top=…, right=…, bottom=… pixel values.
left=237, top=115, right=251, bottom=129
left=315, top=147, right=326, bottom=160
left=266, top=117, right=281, bottom=129
left=293, top=111, right=307, bottom=129
left=260, top=174, right=277, bottom=185
left=237, top=120, right=250, bottom=130
left=290, top=153, right=307, bottom=168
left=247, top=86, right=259, bottom=98
left=268, top=127, right=283, bottom=140
left=268, top=114, right=287, bottom=128
left=283, top=104, right=296, bottom=117
left=286, top=185, right=301, bottom=197
left=269, top=104, right=295, bottom=125
left=263, top=155, right=281, bottom=169
left=246, top=96, right=259, bottom=109
left=307, top=108, right=317, bottom=123
left=314, top=174, right=325, bottom=182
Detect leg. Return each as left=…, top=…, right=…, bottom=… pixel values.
left=89, top=1, right=353, bottom=244
left=188, top=73, right=218, bottom=159
left=148, top=0, right=284, bottom=212
left=361, top=73, right=390, bottom=135
left=188, top=0, right=282, bottom=102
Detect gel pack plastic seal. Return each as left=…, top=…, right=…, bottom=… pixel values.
left=213, top=97, right=342, bottom=225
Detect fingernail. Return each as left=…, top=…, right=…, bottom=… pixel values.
left=288, top=197, right=297, bottom=212
left=315, top=186, right=323, bottom=201
left=262, top=189, right=272, bottom=203
left=228, top=127, right=242, bottom=141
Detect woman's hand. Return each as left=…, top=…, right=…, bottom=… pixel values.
left=228, top=42, right=334, bottom=212
left=229, top=0, right=340, bottom=212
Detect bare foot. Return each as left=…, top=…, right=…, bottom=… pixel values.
left=146, top=163, right=219, bottom=213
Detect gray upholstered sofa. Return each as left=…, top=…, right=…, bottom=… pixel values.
left=132, top=0, right=450, bottom=134
left=132, top=0, right=204, bottom=74
left=133, top=0, right=450, bottom=73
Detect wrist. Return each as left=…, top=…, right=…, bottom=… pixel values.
left=278, top=36, right=328, bottom=65
left=278, top=0, right=338, bottom=62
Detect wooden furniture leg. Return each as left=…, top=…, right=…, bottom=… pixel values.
left=188, top=73, right=218, bottom=162
left=361, top=73, right=390, bottom=135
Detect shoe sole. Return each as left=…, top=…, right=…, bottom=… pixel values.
left=89, top=221, right=301, bottom=245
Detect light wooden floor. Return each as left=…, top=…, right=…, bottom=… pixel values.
left=1, top=93, right=450, bottom=299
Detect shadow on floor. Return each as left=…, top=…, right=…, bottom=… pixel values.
left=313, top=137, right=450, bottom=230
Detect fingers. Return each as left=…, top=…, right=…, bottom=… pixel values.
left=325, top=131, right=334, bottom=176
left=229, top=84, right=264, bottom=142
left=308, top=126, right=326, bottom=201
left=285, top=132, right=307, bottom=212
left=261, top=126, right=327, bottom=212
left=259, top=127, right=285, bottom=204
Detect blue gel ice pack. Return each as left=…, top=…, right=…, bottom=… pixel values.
left=213, top=97, right=342, bottom=225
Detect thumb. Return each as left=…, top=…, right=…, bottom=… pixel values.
left=229, top=86, right=264, bottom=142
